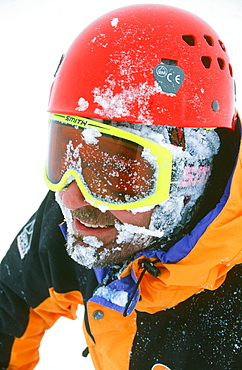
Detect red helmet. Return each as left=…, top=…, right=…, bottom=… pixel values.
left=48, top=4, right=236, bottom=128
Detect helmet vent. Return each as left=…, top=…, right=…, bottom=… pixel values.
left=182, top=35, right=196, bottom=46
left=229, top=64, right=233, bottom=77
left=161, top=58, right=177, bottom=66
left=201, top=56, right=212, bottom=69
left=204, top=35, right=214, bottom=46
left=218, top=40, right=226, bottom=51
left=217, top=58, right=225, bottom=70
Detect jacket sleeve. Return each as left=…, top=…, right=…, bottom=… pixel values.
left=0, top=191, right=84, bottom=369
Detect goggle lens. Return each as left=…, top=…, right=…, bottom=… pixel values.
left=47, top=122, right=155, bottom=203
left=45, top=114, right=173, bottom=209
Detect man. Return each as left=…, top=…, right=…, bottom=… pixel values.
left=0, top=4, right=241, bottom=369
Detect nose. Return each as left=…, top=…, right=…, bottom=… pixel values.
left=58, top=181, right=90, bottom=210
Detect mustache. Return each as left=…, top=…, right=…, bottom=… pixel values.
left=71, top=206, right=118, bottom=226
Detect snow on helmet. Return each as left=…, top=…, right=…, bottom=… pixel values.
left=48, top=4, right=236, bottom=128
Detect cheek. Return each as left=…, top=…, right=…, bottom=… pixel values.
left=110, top=209, right=154, bottom=228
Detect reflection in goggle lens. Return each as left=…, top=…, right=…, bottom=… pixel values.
left=47, top=121, right=157, bottom=204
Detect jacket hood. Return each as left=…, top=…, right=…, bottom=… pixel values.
left=91, top=122, right=242, bottom=315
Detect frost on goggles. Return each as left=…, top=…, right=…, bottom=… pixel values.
left=45, top=114, right=173, bottom=210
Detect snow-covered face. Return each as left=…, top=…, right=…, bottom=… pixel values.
left=56, top=123, right=220, bottom=268
left=148, top=126, right=220, bottom=243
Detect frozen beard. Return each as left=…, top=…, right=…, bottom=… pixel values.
left=55, top=191, right=163, bottom=269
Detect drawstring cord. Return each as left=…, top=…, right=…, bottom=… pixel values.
left=123, top=259, right=161, bottom=317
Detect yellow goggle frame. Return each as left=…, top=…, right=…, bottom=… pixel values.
left=44, top=113, right=173, bottom=211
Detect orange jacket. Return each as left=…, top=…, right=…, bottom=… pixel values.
left=1, top=124, right=241, bottom=369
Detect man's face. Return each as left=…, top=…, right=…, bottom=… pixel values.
left=57, top=181, right=154, bottom=268
left=50, top=118, right=221, bottom=269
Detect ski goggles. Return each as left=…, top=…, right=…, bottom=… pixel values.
left=45, top=113, right=174, bottom=210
